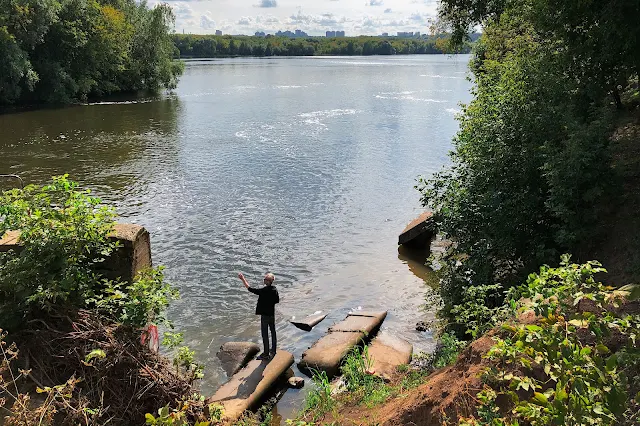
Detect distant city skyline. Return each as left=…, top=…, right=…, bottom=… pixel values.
left=150, top=0, right=439, bottom=37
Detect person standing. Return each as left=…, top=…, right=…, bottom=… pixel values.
left=238, top=272, right=279, bottom=360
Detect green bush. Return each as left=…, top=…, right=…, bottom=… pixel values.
left=418, top=7, right=619, bottom=335
left=0, top=175, right=177, bottom=329
left=476, top=257, right=640, bottom=425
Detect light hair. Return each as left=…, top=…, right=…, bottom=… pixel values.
left=264, top=273, right=275, bottom=284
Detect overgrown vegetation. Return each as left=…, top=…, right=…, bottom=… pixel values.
left=0, top=0, right=183, bottom=106
left=419, top=0, right=640, bottom=336
left=402, top=0, right=640, bottom=423
left=172, top=34, right=473, bottom=58
left=0, top=176, right=203, bottom=425
left=460, top=258, right=640, bottom=425
left=296, top=333, right=467, bottom=424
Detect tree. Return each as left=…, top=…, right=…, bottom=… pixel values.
left=0, top=0, right=183, bottom=105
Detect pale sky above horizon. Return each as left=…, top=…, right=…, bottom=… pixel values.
left=150, top=0, right=440, bottom=37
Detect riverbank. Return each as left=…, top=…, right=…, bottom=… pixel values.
left=172, top=34, right=474, bottom=59
left=289, top=111, right=640, bottom=426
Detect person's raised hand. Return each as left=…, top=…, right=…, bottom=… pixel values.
left=238, top=272, right=245, bottom=280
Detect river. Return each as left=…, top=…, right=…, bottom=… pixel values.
left=0, top=55, right=472, bottom=420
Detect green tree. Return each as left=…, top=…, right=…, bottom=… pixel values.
left=419, top=0, right=635, bottom=333
left=0, top=0, right=183, bottom=105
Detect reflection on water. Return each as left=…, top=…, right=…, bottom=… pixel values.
left=398, top=244, right=438, bottom=287
left=0, top=55, right=472, bottom=418
left=0, top=99, right=181, bottom=202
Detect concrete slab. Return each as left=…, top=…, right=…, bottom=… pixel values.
left=298, top=331, right=365, bottom=379
left=216, top=342, right=261, bottom=377
left=398, top=211, right=436, bottom=248
left=290, top=313, right=328, bottom=332
left=328, top=313, right=386, bottom=335
left=367, top=332, right=413, bottom=381
left=206, top=351, right=294, bottom=422
left=348, top=311, right=388, bottom=321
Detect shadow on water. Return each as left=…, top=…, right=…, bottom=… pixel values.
left=0, top=98, right=181, bottom=195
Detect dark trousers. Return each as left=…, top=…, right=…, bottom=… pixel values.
left=260, top=315, right=277, bottom=354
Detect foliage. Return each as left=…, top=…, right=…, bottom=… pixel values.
left=339, top=346, right=391, bottom=408
left=145, top=404, right=215, bottom=426
left=301, top=370, right=335, bottom=421
left=161, top=332, right=204, bottom=381
left=0, top=0, right=183, bottom=105
left=418, top=0, right=629, bottom=333
left=0, top=175, right=117, bottom=327
left=475, top=258, right=640, bottom=425
left=94, top=266, right=179, bottom=328
left=172, top=34, right=472, bottom=58
left=0, top=175, right=177, bottom=330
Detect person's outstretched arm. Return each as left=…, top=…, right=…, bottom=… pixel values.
left=238, top=273, right=259, bottom=294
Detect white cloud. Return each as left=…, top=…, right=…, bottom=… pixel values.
left=171, top=0, right=439, bottom=36
left=200, top=13, right=215, bottom=29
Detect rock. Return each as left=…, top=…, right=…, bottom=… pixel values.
left=288, top=377, right=305, bottom=389
left=367, top=331, right=413, bottom=381
left=290, top=312, right=328, bottom=332
left=398, top=211, right=436, bottom=248
left=206, top=351, right=295, bottom=422
left=216, top=342, right=261, bottom=377
left=298, top=331, right=366, bottom=379
left=329, top=311, right=387, bottom=335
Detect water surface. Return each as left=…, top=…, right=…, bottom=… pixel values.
left=0, top=55, right=472, bottom=418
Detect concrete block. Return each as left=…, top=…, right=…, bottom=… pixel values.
left=367, top=331, right=413, bottom=381
left=206, top=351, right=294, bottom=422
left=102, top=224, right=152, bottom=282
left=298, top=331, right=365, bottom=379
left=290, top=312, right=328, bottom=332
left=217, top=342, right=261, bottom=377
left=398, top=211, right=436, bottom=248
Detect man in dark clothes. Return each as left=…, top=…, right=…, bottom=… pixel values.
left=238, top=272, right=280, bottom=360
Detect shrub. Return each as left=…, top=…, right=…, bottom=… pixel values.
left=476, top=257, right=640, bottom=425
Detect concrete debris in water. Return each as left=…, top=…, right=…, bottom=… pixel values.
left=290, top=312, right=328, bottom=331
left=206, top=351, right=295, bottom=422
left=298, top=310, right=388, bottom=379
left=216, top=342, right=260, bottom=377
left=367, top=331, right=413, bottom=382
left=398, top=211, right=436, bottom=248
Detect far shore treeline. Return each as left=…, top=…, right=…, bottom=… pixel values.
left=0, top=0, right=183, bottom=106
left=172, top=34, right=474, bottom=58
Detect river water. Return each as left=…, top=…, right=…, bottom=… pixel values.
left=0, top=55, right=472, bottom=419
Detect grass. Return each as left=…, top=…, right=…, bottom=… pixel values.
left=301, top=370, right=335, bottom=421
left=293, top=333, right=467, bottom=423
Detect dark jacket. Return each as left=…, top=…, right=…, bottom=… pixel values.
left=248, top=285, right=279, bottom=316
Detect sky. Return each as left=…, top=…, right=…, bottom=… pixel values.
left=151, top=0, right=441, bottom=36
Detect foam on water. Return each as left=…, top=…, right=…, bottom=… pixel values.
left=375, top=95, right=447, bottom=103
left=419, top=74, right=464, bottom=79
left=298, top=109, right=359, bottom=118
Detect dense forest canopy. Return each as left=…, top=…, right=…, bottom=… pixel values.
left=420, top=0, right=640, bottom=332
left=172, top=34, right=472, bottom=58
left=0, top=0, right=183, bottom=106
